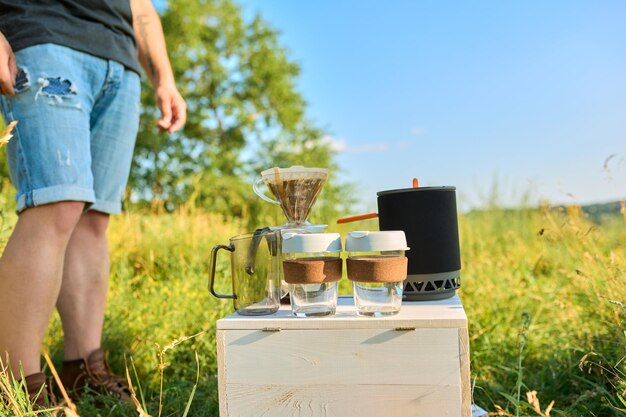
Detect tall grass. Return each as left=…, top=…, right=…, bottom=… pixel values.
left=0, top=186, right=625, bottom=416
left=462, top=204, right=626, bottom=416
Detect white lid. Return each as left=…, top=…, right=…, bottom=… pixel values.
left=345, top=231, right=410, bottom=252
left=282, top=232, right=342, bottom=253
left=261, top=166, right=328, bottom=182
left=277, top=223, right=328, bottom=233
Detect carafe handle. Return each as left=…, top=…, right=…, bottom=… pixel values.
left=253, top=177, right=281, bottom=205
left=208, top=244, right=236, bottom=299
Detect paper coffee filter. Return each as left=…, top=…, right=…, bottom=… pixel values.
left=261, top=166, right=328, bottom=183
left=258, top=166, right=328, bottom=224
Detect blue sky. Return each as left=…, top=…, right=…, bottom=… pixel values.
left=234, top=0, right=626, bottom=210
left=159, top=1, right=626, bottom=210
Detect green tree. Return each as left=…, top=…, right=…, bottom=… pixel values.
left=131, top=0, right=353, bottom=225
left=132, top=0, right=336, bottom=212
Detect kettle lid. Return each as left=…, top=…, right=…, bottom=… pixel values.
left=377, top=186, right=456, bottom=197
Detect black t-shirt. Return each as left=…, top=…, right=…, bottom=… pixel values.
left=0, top=0, right=140, bottom=74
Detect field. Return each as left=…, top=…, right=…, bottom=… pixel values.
left=1, top=189, right=625, bottom=416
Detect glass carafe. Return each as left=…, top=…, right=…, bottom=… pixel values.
left=209, top=230, right=281, bottom=316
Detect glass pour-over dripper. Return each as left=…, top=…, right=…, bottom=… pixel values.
left=253, top=166, right=328, bottom=226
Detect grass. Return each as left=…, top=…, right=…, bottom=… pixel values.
left=461, top=205, right=626, bottom=416
left=0, top=186, right=625, bottom=416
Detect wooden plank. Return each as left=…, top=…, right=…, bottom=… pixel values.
left=223, top=328, right=461, bottom=386
left=217, top=295, right=468, bottom=330
left=225, top=383, right=462, bottom=417
left=216, top=330, right=228, bottom=417
left=459, top=327, right=472, bottom=417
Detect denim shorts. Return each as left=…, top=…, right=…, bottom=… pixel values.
left=0, top=43, right=140, bottom=214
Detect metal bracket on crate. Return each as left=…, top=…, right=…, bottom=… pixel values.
left=261, top=327, right=281, bottom=332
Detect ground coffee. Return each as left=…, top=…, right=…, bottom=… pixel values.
left=267, top=176, right=325, bottom=224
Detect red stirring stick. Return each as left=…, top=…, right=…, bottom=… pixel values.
left=337, top=212, right=379, bottom=224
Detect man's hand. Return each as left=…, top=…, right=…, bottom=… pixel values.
left=155, top=83, right=186, bottom=133
left=0, top=32, right=18, bottom=96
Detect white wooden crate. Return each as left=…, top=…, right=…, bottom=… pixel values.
left=216, top=295, right=471, bottom=417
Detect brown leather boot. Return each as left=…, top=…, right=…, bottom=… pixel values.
left=60, top=348, right=131, bottom=402
left=23, top=372, right=57, bottom=409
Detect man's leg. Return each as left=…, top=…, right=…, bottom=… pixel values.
left=0, top=44, right=100, bottom=386
left=56, top=62, right=140, bottom=361
left=0, top=202, right=85, bottom=377
left=54, top=60, right=139, bottom=403
left=56, top=211, right=110, bottom=361
left=56, top=210, right=132, bottom=402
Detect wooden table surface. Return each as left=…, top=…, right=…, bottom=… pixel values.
left=217, top=294, right=468, bottom=330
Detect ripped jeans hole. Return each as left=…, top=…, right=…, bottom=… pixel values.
left=35, top=76, right=81, bottom=109
left=15, top=67, right=30, bottom=93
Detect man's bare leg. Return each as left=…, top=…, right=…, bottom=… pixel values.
left=0, top=202, right=85, bottom=377
left=57, top=210, right=110, bottom=360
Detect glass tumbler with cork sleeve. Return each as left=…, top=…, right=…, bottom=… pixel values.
left=281, top=233, right=342, bottom=317
left=346, top=231, right=409, bottom=316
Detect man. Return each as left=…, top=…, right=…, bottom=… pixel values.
left=0, top=0, right=186, bottom=407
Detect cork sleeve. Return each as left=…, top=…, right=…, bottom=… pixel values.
left=282, top=257, right=343, bottom=284
left=347, top=256, right=408, bottom=283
